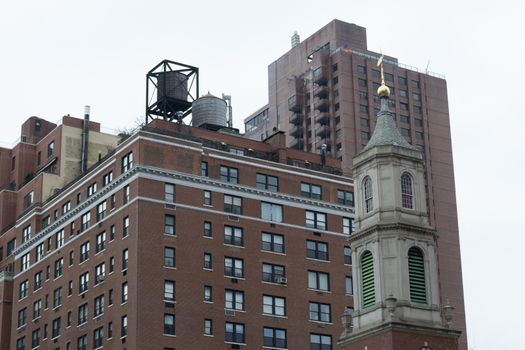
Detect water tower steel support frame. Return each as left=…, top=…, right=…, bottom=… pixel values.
left=146, top=59, right=199, bottom=124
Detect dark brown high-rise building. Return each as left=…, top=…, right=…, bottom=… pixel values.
left=0, top=113, right=358, bottom=349
left=244, top=19, right=467, bottom=349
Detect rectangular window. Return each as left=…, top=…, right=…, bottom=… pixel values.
left=264, top=327, right=287, bottom=349
left=416, top=131, right=424, bottom=140
left=359, top=104, right=369, bottom=113
left=47, top=141, right=55, bottom=157
left=263, top=295, right=286, bottom=316
left=224, top=195, right=242, bottom=215
left=400, top=102, right=409, bottom=111
left=77, top=335, right=87, bottom=350
left=204, top=319, right=213, bottom=336
left=413, top=105, right=422, bottom=114
left=358, top=78, right=367, bottom=87
left=346, top=276, right=353, bottom=295
left=95, top=263, right=105, bottom=284
left=121, top=315, right=128, bottom=337
left=55, top=229, right=64, bottom=249
left=401, top=128, right=410, bottom=136
left=301, top=183, right=322, bottom=199
left=34, top=271, right=42, bottom=290
left=79, top=272, right=89, bottom=294
left=204, top=221, right=212, bottom=237
left=204, top=190, right=212, bottom=205
left=200, top=161, right=208, bottom=177
left=80, top=241, right=90, bottom=262
left=261, top=202, right=283, bottom=222
left=7, top=238, right=16, bottom=256
left=204, top=285, right=212, bottom=302
left=22, top=225, right=31, bottom=243
left=121, top=152, right=133, bottom=172
left=87, top=182, right=97, bottom=197
left=93, top=326, right=104, bottom=348
left=102, top=171, right=113, bottom=186
left=52, top=317, right=61, bottom=338
left=16, top=337, right=25, bottom=350
left=17, top=307, right=27, bottom=328
left=33, top=299, right=42, bottom=319
left=220, top=166, right=239, bottom=184
left=412, top=80, right=420, bottom=89
left=415, top=118, right=423, bottom=127
left=164, top=247, right=176, bottom=268
left=261, top=232, right=284, bottom=253
left=343, top=217, right=354, bottom=236
left=121, top=282, right=128, bottom=304
left=94, top=294, right=104, bottom=316
left=23, top=191, right=34, bottom=209
left=310, top=333, right=332, bottom=349
left=54, top=258, right=63, bottom=278
left=42, top=216, right=50, bottom=229
left=96, top=231, right=106, bottom=253
left=224, top=257, right=244, bottom=278
left=306, top=240, right=329, bottom=261
left=344, top=247, right=352, bottom=265
left=164, top=314, right=175, bottom=335
left=165, top=183, right=175, bottom=203
left=204, top=253, right=212, bottom=270
left=337, top=190, right=354, bottom=206
left=164, top=215, right=176, bottom=235
left=309, top=302, right=331, bottom=322
left=308, top=271, right=330, bottom=291
left=225, top=289, right=244, bottom=310
left=96, top=201, right=106, bottom=221
left=225, top=322, right=245, bottom=344
left=80, top=211, right=91, bottom=232
left=399, top=89, right=408, bottom=98
left=357, top=65, right=366, bottom=74
left=256, top=173, right=279, bottom=192
left=398, top=76, right=407, bottom=85
left=305, top=210, right=327, bottom=230
left=224, top=226, right=243, bottom=246
left=122, top=216, right=129, bottom=237
left=21, top=253, right=30, bottom=271
left=122, top=249, right=128, bottom=270
left=164, top=280, right=175, bottom=301
left=359, top=91, right=368, bottom=100
left=123, top=185, right=130, bottom=204
left=262, top=263, right=285, bottom=284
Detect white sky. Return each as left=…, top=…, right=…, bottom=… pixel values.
left=1, top=1, right=523, bottom=349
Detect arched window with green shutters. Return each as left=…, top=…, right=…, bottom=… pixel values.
left=361, top=250, right=375, bottom=308
left=408, top=247, right=427, bottom=304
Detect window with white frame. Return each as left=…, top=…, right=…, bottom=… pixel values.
left=79, top=272, right=89, bottom=293
left=36, top=243, right=45, bottom=261
left=309, top=302, right=331, bottom=322
left=165, top=183, right=175, bottom=203
left=164, top=247, right=176, bottom=268
left=225, top=289, right=244, bottom=310
left=102, top=171, right=113, bottom=186
left=305, top=210, right=327, bottom=230
left=62, top=201, right=71, bottom=214
left=80, top=211, right=91, bottom=232
left=121, top=282, right=128, bottom=304
left=19, top=280, right=29, bottom=299
left=220, top=166, right=238, bottom=184
left=21, top=253, right=30, bottom=271
left=224, top=257, right=244, bottom=278
left=261, top=202, right=283, bottom=222
left=95, top=263, right=105, bottom=284
left=263, top=295, right=286, bottom=316
left=96, top=232, right=106, bottom=253
left=121, top=152, right=133, bottom=173
left=164, top=280, right=175, bottom=301
left=55, top=229, right=64, bottom=248
left=301, top=182, right=322, bottom=199
left=80, top=241, right=90, bottom=262
left=96, top=201, right=107, bottom=221
left=343, top=217, right=354, bottom=236
left=308, top=271, right=330, bottom=291
left=22, top=225, right=31, bottom=243
left=87, top=182, right=97, bottom=197
left=94, top=295, right=104, bottom=317
left=261, top=232, right=284, bottom=253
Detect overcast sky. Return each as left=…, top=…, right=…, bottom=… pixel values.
left=1, top=1, right=523, bottom=349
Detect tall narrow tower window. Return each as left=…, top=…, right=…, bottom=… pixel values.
left=401, top=173, right=414, bottom=209
left=363, top=177, right=373, bottom=213
left=361, top=251, right=375, bottom=308
left=408, top=247, right=427, bottom=304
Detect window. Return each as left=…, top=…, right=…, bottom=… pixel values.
left=94, top=294, right=104, bottom=316
left=80, top=241, right=90, bottom=262
left=401, top=172, right=414, bottom=209
left=399, top=89, right=408, bottom=98
left=224, top=195, right=242, bottom=214
left=21, top=253, right=30, bottom=271
left=96, top=232, right=106, bottom=253
left=344, top=247, right=352, bottom=265
left=68, top=280, right=73, bottom=295
left=164, top=280, right=175, bottom=301
left=310, top=333, right=332, bottom=350
left=337, top=190, right=354, bottom=206
left=305, top=210, right=327, bottom=230
left=22, top=225, right=31, bottom=243
left=16, top=337, right=25, bottom=350
left=93, top=326, right=104, bottom=348
left=78, top=303, right=88, bottom=325
left=357, top=65, right=366, bottom=74
left=413, top=105, right=422, bottom=114
left=121, top=151, right=133, bottom=172
left=33, top=299, right=42, bottom=320
left=408, top=247, right=427, bottom=303
left=261, top=202, right=283, bottom=222
left=79, top=272, right=89, bottom=294
left=108, top=321, right=113, bottom=339
left=31, top=328, right=40, bottom=348
left=256, top=173, right=279, bottom=192
left=165, top=183, right=175, bottom=202
left=122, top=216, right=129, bottom=237
left=309, top=302, right=331, bottom=322
left=224, top=257, right=244, bottom=278
left=204, top=190, right=212, bottom=205
left=80, top=211, right=91, bottom=232
left=204, top=319, right=213, bottom=336
left=164, top=247, right=176, bottom=268
left=263, top=295, right=285, bottom=316
left=23, top=191, right=35, bottom=210
left=204, top=286, right=212, bottom=302
left=359, top=91, right=368, bottom=100
left=123, top=185, right=130, bottom=204
left=110, top=225, right=115, bottom=240
left=121, top=282, right=128, bottom=304
left=96, top=201, right=106, bottom=221
left=200, top=161, right=208, bottom=177
left=361, top=251, right=375, bottom=307
left=400, top=102, right=409, bottom=111
left=301, top=182, right=322, bottom=199
left=225, top=322, right=245, bottom=344
left=262, top=263, right=285, bottom=283
left=55, top=229, right=64, bottom=248
left=52, top=317, right=61, bottom=338
left=164, top=215, right=176, bottom=235
left=346, top=276, right=353, bottom=295
left=343, top=217, right=354, bottom=236
left=204, top=253, right=212, bottom=269
left=220, top=166, right=239, bottom=183
left=361, top=131, right=370, bottom=140
left=77, top=334, right=87, bottom=350
left=363, top=176, right=373, bottom=213
left=415, top=118, right=423, bottom=127
left=204, top=221, right=212, bottom=237
left=42, top=215, right=50, bottom=229
left=121, top=315, right=128, bottom=337
left=358, top=78, right=367, bottom=87
left=412, top=79, right=420, bottom=89
left=308, top=271, right=330, bottom=291
left=398, top=76, right=407, bottom=85
left=261, top=232, right=284, bottom=253
left=164, top=314, right=175, bottom=335
left=87, top=182, right=97, bottom=197
left=225, top=289, right=244, bottom=310
left=7, top=238, right=16, bottom=256
left=264, top=327, right=287, bottom=349
left=54, top=258, right=63, bottom=278
left=95, top=263, right=105, bottom=284
left=359, top=104, right=369, bottom=113
left=122, top=248, right=129, bottom=270
left=102, top=171, right=113, bottom=186
left=34, top=271, right=42, bottom=290
left=18, top=307, right=27, bottom=328
left=307, top=240, right=329, bottom=261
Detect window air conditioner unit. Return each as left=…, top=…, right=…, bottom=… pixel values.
left=277, top=277, right=287, bottom=284
left=225, top=309, right=236, bottom=317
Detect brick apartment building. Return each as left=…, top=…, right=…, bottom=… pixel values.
left=244, top=19, right=467, bottom=349
left=0, top=113, right=358, bottom=349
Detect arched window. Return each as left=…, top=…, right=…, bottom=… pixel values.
left=401, top=173, right=413, bottom=209
left=408, top=247, right=426, bottom=304
left=363, top=177, right=373, bottom=213
left=361, top=251, right=375, bottom=308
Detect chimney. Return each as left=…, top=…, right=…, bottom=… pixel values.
left=81, top=105, right=90, bottom=173
left=291, top=31, right=300, bottom=48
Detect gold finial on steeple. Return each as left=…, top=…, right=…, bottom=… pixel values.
left=377, top=54, right=390, bottom=97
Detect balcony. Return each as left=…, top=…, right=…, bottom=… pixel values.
left=316, top=126, right=331, bottom=139
left=288, top=94, right=304, bottom=113
left=315, top=112, right=329, bottom=125
left=313, top=85, right=329, bottom=99
left=290, top=125, right=304, bottom=138
left=289, top=113, right=304, bottom=125
left=314, top=98, right=329, bottom=112
left=313, top=66, right=328, bottom=86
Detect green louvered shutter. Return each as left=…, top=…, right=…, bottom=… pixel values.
left=361, top=251, right=375, bottom=308
left=408, top=247, right=427, bottom=304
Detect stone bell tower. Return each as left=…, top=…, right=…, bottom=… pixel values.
left=338, top=56, right=461, bottom=350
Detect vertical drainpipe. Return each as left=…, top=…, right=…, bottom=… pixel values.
left=81, top=105, right=90, bottom=173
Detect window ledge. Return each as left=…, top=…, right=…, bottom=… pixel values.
left=306, top=257, right=331, bottom=263
left=260, top=250, right=286, bottom=256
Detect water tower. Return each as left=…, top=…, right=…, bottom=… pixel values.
left=145, top=60, right=199, bottom=124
